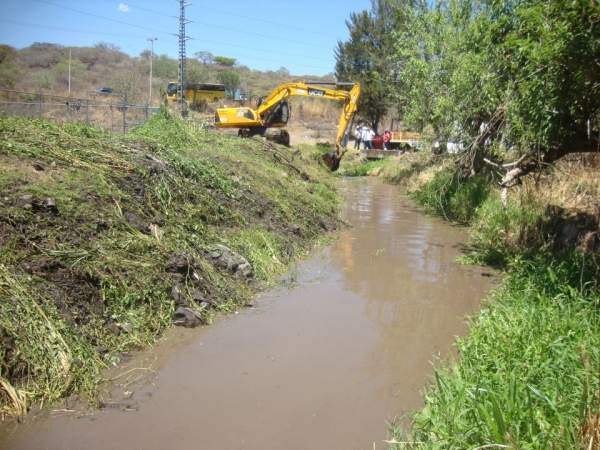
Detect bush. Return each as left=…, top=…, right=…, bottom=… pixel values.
left=410, top=167, right=491, bottom=223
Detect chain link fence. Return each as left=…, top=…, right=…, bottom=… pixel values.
left=0, top=88, right=160, bottom=133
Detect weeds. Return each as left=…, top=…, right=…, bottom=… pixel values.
left=391, top=255, right=600, bottom=449
left=0, top=111, right=343, bottom=414
left=391, top=149, right=600, bottom=449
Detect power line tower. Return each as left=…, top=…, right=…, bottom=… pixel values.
left=177, top=0, right=192, bottom=114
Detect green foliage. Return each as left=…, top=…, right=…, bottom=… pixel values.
left=0, top=114, right=343, bottom=413
left=391, top=254, right=600, bottom=449
left=335, top=0, right=414, bottom=131
left=152, top=53, right=178, bottom=79
left=410, top=166, right=491, bottom=223
left=213, top=56, right=237, bottom=67
left=468, top=192, right=547, bottom=265
left=339, top=158, right=395, bottom=177
left=216, top=71, right=241, bottom=95
left=387, top=0, right=600, bottom=163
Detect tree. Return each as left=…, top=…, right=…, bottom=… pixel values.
left=213, top=56, right=236, bottom=67
left=140, top=49, right=152, bottom=61
left=28, top=42, right=63, bottom=50
left=335, top=0, right=416, bottom=132
left=216, top=71, right=240, bottom=98
left=194, top=51, right=213, bottom=65
left=94, top=42, right=121, bottom=52
left=0, top=45, right=22, bottom=88
left=153, top=54, right=178, bottom=79
left=388, top=0, right=600, bottom=204
left=186, top=59, right=208, bottom=86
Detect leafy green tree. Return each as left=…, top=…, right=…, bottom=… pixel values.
left=213, top=56, right=237, bottom=67
left=153, top=54, right=178, bottom=79
left=335, top=0, right=416, bottom=132
left=388, top=0, right=600, bottom=203
left=0, top=45, right=21, bottom=88
left=186, top=59, right=208, bottom=85
left=216, top=71, right=240, bottom=98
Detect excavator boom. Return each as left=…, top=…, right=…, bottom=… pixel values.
left=214, top=81, right=360, bottom=171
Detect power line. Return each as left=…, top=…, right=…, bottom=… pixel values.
left=187, top=21, right=332, bottom=50
left=24, top=0, right=338, bottom=74
left=34, top=0, right=174, bottom=38
left=102, top=0, right=334, bottom=50
left=0, top=19, right=163, bottom=40
left=105, top=0, right=343, bottom=40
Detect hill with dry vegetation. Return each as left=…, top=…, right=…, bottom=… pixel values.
left=0, top=42, right=335, bottom=105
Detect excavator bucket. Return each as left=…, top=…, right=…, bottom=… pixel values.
left=322, top=150, right=342, bottom=172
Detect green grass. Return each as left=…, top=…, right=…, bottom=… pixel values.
left=338, top=157, right=397, bottom=177
left=390, top=153, right=600, bottom=449
left=0, top=110, right=343, bottom=414
left=409, top=167, right=492, bottom=224
left=390, top=254, right=600, bottom=449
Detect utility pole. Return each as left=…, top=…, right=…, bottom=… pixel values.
left=176, top=0, right=192, bottom=115
left=68, top=50, right=71, bottom=93
left=147, top=37, right=157, bottom=105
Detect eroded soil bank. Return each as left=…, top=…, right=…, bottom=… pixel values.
left=1, top=177, right=497, bottom=450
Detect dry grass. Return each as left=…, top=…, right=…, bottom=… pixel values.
left=529, top=155, right=600, bottom=215
left=0, top=378, right=27, bottom=417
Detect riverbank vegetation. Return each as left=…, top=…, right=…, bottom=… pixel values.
left=0, top=111, right=342, bottom=416
left=376, top=152, right=600, bottom=449
left=334, top=0, right=600, bottom=444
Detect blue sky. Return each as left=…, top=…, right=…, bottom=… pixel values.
left=0, top=0, right=373, bottom=76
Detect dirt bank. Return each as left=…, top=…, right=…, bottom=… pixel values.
left=0, top=111, right=345, bottom=417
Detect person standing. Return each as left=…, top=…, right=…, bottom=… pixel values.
left=354, top=125, right=362, bottom=149
left=362, top=126, right=375, bottom=150
left=382, top=130, right=391, bottom=150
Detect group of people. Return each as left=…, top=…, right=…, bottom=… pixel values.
left=353, top=125, right=392, bottom=150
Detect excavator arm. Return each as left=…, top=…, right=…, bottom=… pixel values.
left=214, top=81, right=360, bottom=171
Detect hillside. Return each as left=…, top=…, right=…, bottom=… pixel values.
left=0, top=42, right=335, bottom=105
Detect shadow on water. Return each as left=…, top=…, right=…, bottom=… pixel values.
left=1, top=177, right=498, bottom=450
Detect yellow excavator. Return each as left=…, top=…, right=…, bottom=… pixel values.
left=214, top=81, right=360, bottom=171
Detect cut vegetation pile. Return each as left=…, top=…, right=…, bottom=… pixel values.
left=0, top=110, right=343, bottom=415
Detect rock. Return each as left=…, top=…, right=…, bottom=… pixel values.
left=105, top=323, right=121, bottom=336
left=43, top=197, right=59, bottom=214
left=207, top=244, right=253, bottom=278
left=172, top=306, right=203, bottom=328
left=190, top=289, right=205, bottom=303
left=170, top=283, right=188, bottom=306
left=119, top=323, right=133, bottom=333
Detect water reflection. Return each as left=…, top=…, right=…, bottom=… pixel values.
left=331, top=177, right=496, bottom=405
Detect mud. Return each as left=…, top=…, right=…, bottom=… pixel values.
left=0, top=177, right=497, bottom=450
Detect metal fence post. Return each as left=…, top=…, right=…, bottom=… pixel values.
left=38, top=90, right=42, bottom=119
left=86, top=98, right=89, bottom=126
left=122, top=94, right=127, bottom=134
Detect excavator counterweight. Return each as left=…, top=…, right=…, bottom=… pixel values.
left=214, top=81, right=360, bottom=172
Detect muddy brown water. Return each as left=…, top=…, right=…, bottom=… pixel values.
left=1, top=177, right=497, bottom=450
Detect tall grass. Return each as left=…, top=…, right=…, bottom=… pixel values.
left=391, top=254, right=600, bottom=449
left=409, top=166, right=492, bottom=224
left=391, top=152, right=600, bottom=449
left=468, top=191, right=548, bottom=265
left=0, top=111, right=343, bottom=414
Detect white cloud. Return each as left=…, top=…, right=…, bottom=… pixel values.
left=118, top=3, right=129, bottom=12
